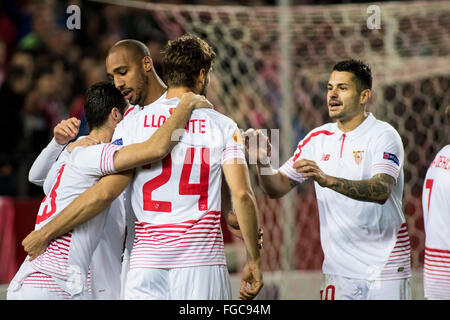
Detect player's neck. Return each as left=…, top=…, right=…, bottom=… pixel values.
left=141, top=72, right=167, bottom=106
left=166, top=86, right=198, bottom=100
left=337, top=110, right=368, bottom=133
left=88, top=127, right=114, bottom=144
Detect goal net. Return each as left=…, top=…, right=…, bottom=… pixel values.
left=94, top=0, right=449, bottom=299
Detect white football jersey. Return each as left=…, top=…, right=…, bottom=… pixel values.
left=88, top=195, right=125, bottom=299
left=111, top=92, right=167, bottom=297
left=422, top=144, right=450, bottom=299
left=123, top=104, right=143, bottom=119
left=112, top=95, right=245, bottom=269
left=11, top=143, right=122, bottom=296
left=280, top=113, right=411, bottom=281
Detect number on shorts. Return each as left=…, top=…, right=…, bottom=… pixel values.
left=320, top=285, right=335, bottom=300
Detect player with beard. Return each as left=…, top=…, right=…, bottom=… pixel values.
left=23, top=35, right=263, bottom=300
left=245, top=59, right=411, bottom=300
left=26, top=39, right=243, bottom=299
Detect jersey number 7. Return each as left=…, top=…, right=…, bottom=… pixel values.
left=424, top=178, right=434, bottom=212
left=143, top=147, right=210, bottom=213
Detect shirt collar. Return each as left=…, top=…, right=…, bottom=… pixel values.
left=140, top=91, right=168, bottom=109
left=335, top=112, right=376, bottom=140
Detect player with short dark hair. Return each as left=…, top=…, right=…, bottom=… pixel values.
left=332, top=59, right=372, bottom=91
left=25, top=39, right=241, bottom=299
left=245, top=59, right=412, bottom=300
left=8, top=81, right=208, bottom=299
left=22, top=35, right=263, bottom=300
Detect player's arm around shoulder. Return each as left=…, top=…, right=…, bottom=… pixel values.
left=112, top=93, right=212, bottom=172
left=23, top=170, right=133, bottom=260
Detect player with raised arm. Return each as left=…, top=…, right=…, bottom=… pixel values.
left=22, top=35, right=263, bottom=300
left=245, top=59, right=411, bottom=300
left=7, top=81, right=209, bottom=300
left=422, top=106, right=450, bottom=300
left=25, top=39, right=244, bottom=299
left=28, top=39, right=168, bottom=186
left=26, top=39, right=167, bottom=299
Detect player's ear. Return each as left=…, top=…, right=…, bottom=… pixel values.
left=111, top=107, right=122, bottom=122
left=198, top=68, right=206, bottom=86
left=142, top=56, right=153, bottom=72
left=360, top=88, right=371, bottom=105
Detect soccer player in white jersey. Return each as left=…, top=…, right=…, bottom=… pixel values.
left=119, top=35, right=262, bottom=300
left=25, top=40, right=169, bottom=299
left=25, top=39, right=243, bottom=299
left=22, top=35, right=263, bottom=300
left=245, top=59, right=411, bottom=300
left=7, top=81, right=210, bottom=300
left=422, top=106, right=450, bottom=300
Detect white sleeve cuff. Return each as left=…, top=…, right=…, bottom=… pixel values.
left=371, top=163, right=400, bottom=182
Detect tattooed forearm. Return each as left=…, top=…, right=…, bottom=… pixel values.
left=328, top=173, right=395, bottom=204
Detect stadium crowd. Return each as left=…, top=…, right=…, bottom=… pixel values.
left=0, top=0, right=171, bottom=196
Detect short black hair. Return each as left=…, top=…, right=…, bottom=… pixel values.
left=84, top=81, right=127, bottom=130
left=332, top=59, right=372, bottom=91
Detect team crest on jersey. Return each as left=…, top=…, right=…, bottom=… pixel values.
left=169, top=108, right=175, bottom=115
left=353, top=150, right=364, bottom=165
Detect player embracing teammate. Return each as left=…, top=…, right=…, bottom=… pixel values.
left=13, top=35, right=263, bottom=300
left=14, top=33, right=431, bottom=300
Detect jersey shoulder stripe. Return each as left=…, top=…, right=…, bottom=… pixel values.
left=293, top=129, right=335, bottom=162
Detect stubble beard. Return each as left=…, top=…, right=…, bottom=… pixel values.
left=132, top=73, right=149, bottom=106
left=200, top=77, right=209, bottom=96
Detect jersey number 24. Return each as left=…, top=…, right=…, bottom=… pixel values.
left=143, top=147, right=210, bottom=213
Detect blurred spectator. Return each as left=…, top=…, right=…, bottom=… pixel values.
left=0, top=50, right=34, bottom=195
left=22, top=57, right=70, bottom=155
left=0, top=0, right=445, bottom=201
left=18, top=1, right=56, bottom=53
left=68, top=57, right=107, bottom=137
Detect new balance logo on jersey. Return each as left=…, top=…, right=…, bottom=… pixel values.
left=383, top=152, right=399, bottom=166
left=321, top=154, right=330, bottom=161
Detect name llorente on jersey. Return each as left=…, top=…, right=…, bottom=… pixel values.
left=144, top=114, right=207, bottom=134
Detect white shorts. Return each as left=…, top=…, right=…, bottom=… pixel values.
left=123, top=265, right=231, bottom=300
left=321, top=274, right=411, bottom=300
left=7, top=272, right=89, bottom=300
